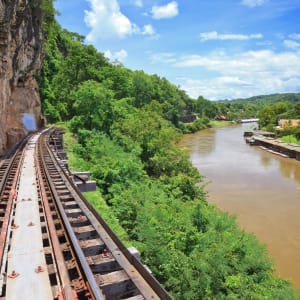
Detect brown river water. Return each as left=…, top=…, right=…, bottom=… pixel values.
left=179, top=123, right=300, bottom=288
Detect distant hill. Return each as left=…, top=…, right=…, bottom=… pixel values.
left=223, top=92, right=300, bottom=106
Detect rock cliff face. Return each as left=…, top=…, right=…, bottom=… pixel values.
left=0, top=0, right=43, bottom=155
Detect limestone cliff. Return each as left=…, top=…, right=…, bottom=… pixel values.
left=0, top=0, right=44, bottom=155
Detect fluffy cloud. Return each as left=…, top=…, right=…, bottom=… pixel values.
left=175, top=50, right=300, bottom=76
left=149, top=52, right=177, bottom=64
left=132, top=0, right=143, bottom=7
left=178, top=77, right=254, bottom=100
left=104, top=49, right=128, bottom=62
left=151, top=1, right=179, bottom=19
left=84, top=0, right=154, bottom=40
left=152, top=49, right=300, bottom=99
left=241, top=0, right=268, bottom=8
left=199, top=31, right=263, bottom=41
left=284, top=40, right=300, bottom=50
left=142, top=24, right=155, bottom=35
left=289, top=33, right=300, bottom=40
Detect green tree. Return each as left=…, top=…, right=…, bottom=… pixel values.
left=70, top=80, right=114, bottom=133
left=132, top=71, right=154, bottom=107
left=294, top=102, right=300, bottom=117
left=258, top=106, right=276, bottom=128
left=294, top=125, right=300, bottom=140
left=193, top=96, right=218, bottom=118
left=98, top=65, right=133, bottom=100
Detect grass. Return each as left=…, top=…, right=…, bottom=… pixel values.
left=281, top=135, right=300, bottom=145
left=209, top=120, right=234, bottom=127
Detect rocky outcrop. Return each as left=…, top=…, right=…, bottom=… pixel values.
left=0, top=0, right=43, bottom=155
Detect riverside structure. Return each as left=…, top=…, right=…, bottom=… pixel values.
left=246, top=135, right=300, bottom=161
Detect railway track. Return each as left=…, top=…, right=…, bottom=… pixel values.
left=0, top=135, right=29, bottom=286
left=0, top=128, right=172, bottom=300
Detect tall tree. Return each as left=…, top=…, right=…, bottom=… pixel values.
left=70, top=80, right=114, bottom=133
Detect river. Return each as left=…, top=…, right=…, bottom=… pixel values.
left=179, top=123, right=300, bottom=288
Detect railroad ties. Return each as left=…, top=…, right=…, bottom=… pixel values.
left=0, top=128, right=172, bottom=300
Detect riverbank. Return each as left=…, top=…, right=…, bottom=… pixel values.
left=179, top=124, right=300, bottom=289
left=209, top=120, right=236, bottom=127
left=281, top=135, right=300, bottom=145
left=247, top=135, right=300, bottom=160
left=209, top=120, right=235, bottom=127
left=60, top=123, right=299, bottom=299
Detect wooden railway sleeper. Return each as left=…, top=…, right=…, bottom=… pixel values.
left=37, top=142, right=98, bottom=299
left=39, top=135, right=104, bottom=299
left=36, top=148, right=81, bottom=299
left=42, top=128, right=173, bottom=300
left=44, top=131, right=147, bottom=299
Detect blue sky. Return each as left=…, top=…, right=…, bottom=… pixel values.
left=55, top=0, right=300, bottom=100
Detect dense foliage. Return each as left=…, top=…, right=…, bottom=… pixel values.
left=213, top=95, right=300, bottom=143
left=212, top=94, right=300, bottom=123
left=38, top=20, right=202, bottom=132
left=38, top=7, right=299, bottom=299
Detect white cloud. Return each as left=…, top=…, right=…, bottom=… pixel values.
left=289, top=33, right=300, bottom=40
left=153, top=49, right=300, bottom=99
left=84, top=0, right=153, bottom=41
left=142, top=24, right=155, bottom=35
left=256, top=40, right=273, bottom=47
left=174, top=50, right=300, bottom=77
left=132, top=0, right=143, bottom=7
left=179, top=77, right=254, bottom=100
left=284, top=40, right=300, bottom=50
left=241, top=0, right=268, bottom=8
left=149, top=52, right=177, bottom=64
left=104, top=49, right=128, bottom=62
left=199, top=31, right=263, bottom=41
left=151, top=1, right=178, bottom=19
left=84, top=0, right=136, bottom=40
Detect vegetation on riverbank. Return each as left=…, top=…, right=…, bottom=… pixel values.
left=281, top=135, right=300, bottom=145
left=62, top=124, right=298, bottom=299
left=210, top=120, right=234, bottom=127
left=39, top=3, right=299, bottom=298
left=219, top=95, right=300, bottom=142
left=63, top=128, right=130, bottom=242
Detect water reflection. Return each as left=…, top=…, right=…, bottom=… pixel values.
left=179, top=124, right=300, bottom=288
left=279, top=159, right=300, bottom=185
left=196, top=129, right=216, bottom=155
left=260, top=154, right=272, bottom=168
left=182, top=128, right=216, bottom=156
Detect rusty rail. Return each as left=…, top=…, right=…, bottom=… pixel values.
left=43, top=127, right=172, bottom=300
left=0, top=128, right=172, bottom=300
left=0, top=136, right=28, bottom=293
left=35, top=138, right=77, bottom=300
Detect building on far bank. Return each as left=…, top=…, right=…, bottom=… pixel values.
left=214, top=114, right=227, bottom=121
left=278, top=119, right=300, bottom=128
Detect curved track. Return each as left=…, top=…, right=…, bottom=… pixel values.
left=0, top=128, right=172, bottom=300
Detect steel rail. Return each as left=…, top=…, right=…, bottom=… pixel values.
left=44, top=128, right=173, bottom=300
left=35, top=132, right=77, bottom=300
left=0, top=135, right=30, bottom=195
left=0, top=160, right=11, bottom=193
left=39, top=132, right=104, bottom=300
left=0, top=139, right=28, bottom=293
